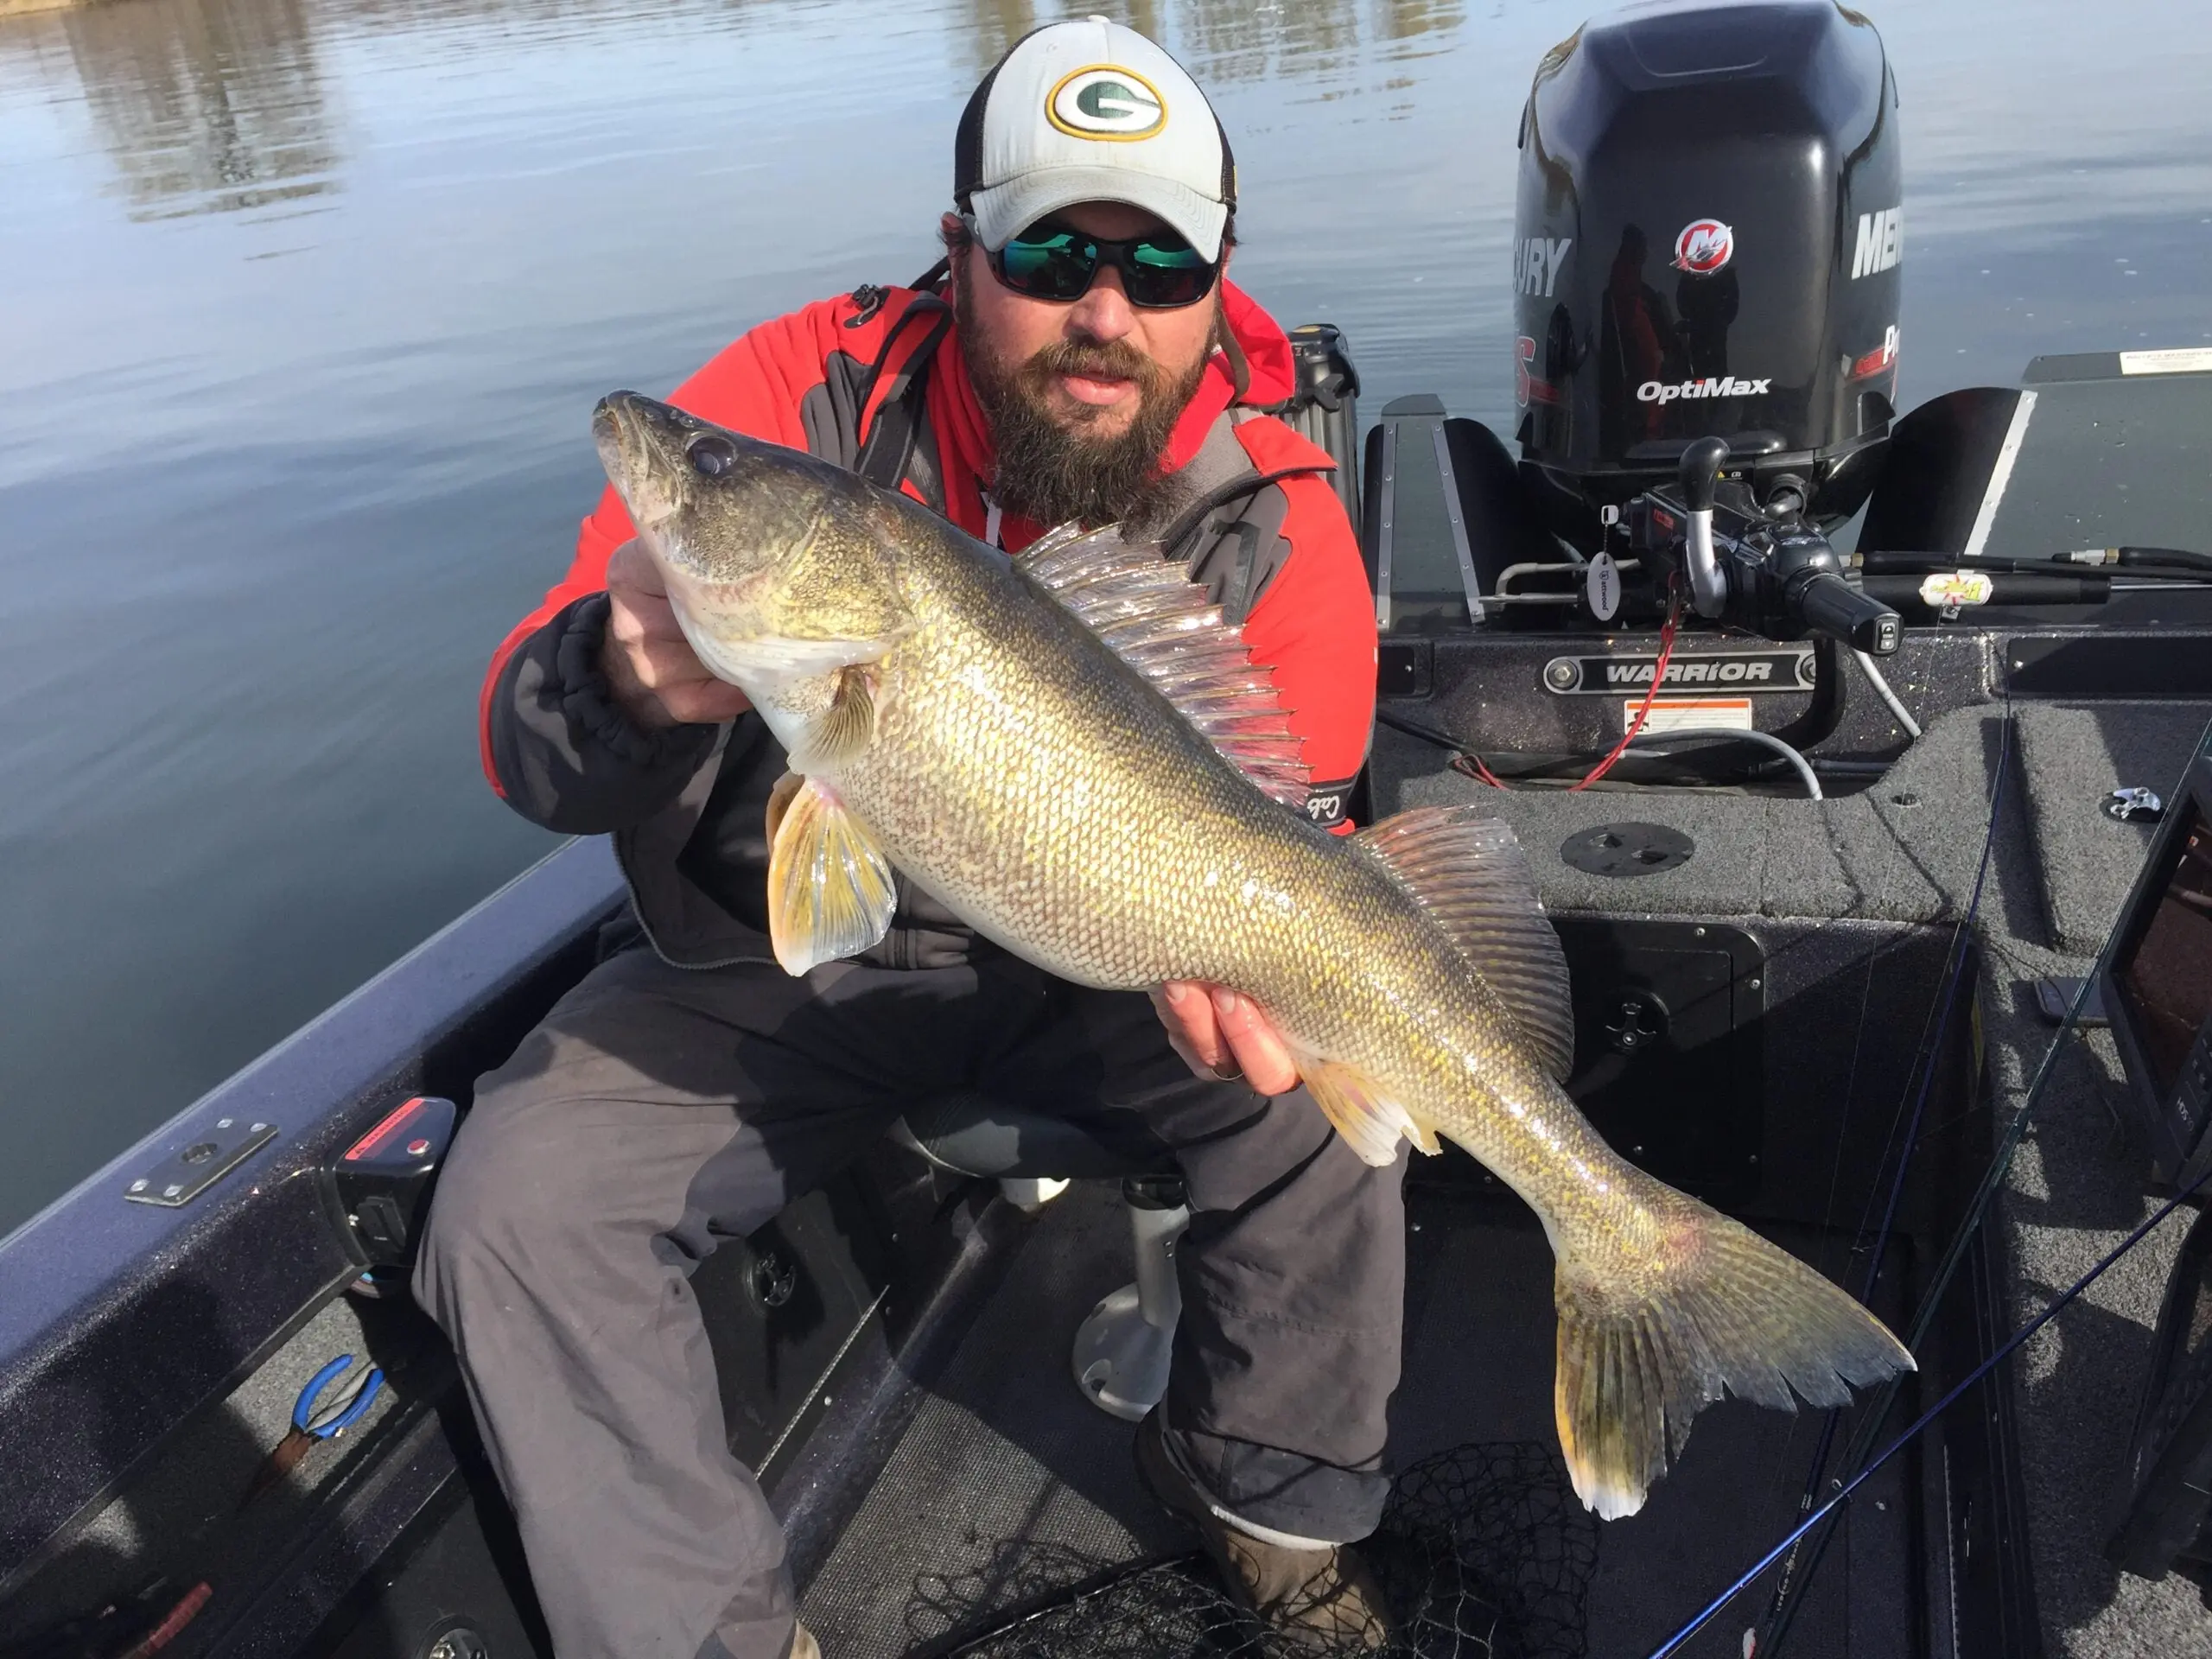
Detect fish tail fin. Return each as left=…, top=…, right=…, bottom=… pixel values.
left=1551, top=1192, right=1914, bottom=1520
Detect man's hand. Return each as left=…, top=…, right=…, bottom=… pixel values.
left=601, top=538, right=753, bottom=729
left=1152, top=982, right=1301, bottom=1096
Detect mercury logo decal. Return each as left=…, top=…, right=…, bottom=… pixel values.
left=1514, top=236, right=1572, bottom=297
left=1047, top=66, right=1166, bottom=140
left=1851, top=207, right=1902, bottom=278
left=1637, top=376, right=1772, bottom=403
left=1672, top=219, right=1733, bottom=275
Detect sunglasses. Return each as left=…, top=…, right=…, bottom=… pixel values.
left=982, top=219, right=1219, bottom=310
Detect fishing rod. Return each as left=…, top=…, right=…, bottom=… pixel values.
left=1646, top=1159, right=2212, bottom=1659
left=1750, top=931, right=2118, bottom=1653
left=1754, top=715, right=2212, bottom=1651
left=1754, top=705, right=2011, bottom=1643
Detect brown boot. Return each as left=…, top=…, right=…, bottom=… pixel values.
left=1135, top=1412, right=1394, bottom=1653
left=788, top=1625, right=821, bottom=1659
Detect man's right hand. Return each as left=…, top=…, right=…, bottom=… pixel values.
left=601, top=538, right=753, bottom=729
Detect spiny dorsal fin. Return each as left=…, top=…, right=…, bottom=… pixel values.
left=1353, top=809, right=1575, bottom=1080
left=1019, top=524, right=1309, bottom=811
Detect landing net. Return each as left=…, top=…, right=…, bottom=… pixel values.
left=942, top=1441, right=1599, bottom=1659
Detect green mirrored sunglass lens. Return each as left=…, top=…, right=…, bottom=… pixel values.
left=1001, top=238, right=1092, bottom=296
left=1131, top=243, right=1205, bottom=270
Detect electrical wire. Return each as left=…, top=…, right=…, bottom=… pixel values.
left=1646, top=1160, right=2212, bottom=1659
left=1621, top=728, right=1822, bottom=800
left=1569, top=585, right=1684, bottom=792
left=1852, top=648, right=1923, bottom=740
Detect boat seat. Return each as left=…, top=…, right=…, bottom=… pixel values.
left=893, top=1090, right=1188, bottom=1424
left=895, top=1089, right=1173, bottom=1183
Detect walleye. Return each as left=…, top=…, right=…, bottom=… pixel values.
left=593, top=391, right=1914, bottom=1519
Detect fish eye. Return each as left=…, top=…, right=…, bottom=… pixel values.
left=688, top=435, right=738, bottom=477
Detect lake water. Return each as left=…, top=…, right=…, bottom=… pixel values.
left=1, top=0, right=2208, bottom=1238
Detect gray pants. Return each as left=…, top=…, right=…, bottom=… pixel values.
left=413, top=942, right=1406, bottom=1659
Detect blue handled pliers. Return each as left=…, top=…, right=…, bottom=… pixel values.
left=296, top=1353, right=385, bottom=1439
left=239, top=1353, right=386, bottom=1510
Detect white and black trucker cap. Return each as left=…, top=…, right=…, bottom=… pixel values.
left=953, top=16, right=1236, bottom=262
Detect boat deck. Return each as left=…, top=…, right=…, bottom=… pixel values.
left=796, top=1181, right=1913, bottom=1658
left=1367, top=691, right=2212, bottom=1657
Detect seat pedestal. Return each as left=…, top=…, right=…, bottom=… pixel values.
left=1071, top=1174, right=1189, bottom=1422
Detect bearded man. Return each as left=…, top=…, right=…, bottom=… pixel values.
left=416, top=18, right=1396, bottom=1659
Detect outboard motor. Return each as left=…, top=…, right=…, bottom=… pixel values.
left=1512, top=0, right=1902, bottom=543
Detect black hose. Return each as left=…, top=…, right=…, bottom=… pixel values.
left=2121, top=545, right=2212, bottom=573
left=1859, top=572, right=2111, bottom=607
left=1858, top=547, right=2212, bottom=582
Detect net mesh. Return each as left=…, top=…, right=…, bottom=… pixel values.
left=934, top=1441, right=1599, bottom=1659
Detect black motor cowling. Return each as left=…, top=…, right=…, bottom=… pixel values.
left=1513, top=0, right=1901, bottom=539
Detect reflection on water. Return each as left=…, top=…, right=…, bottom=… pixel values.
left=0, top=0, right=2206, bottom=1240
left=16, top=0, right=1471, bottom=223
left=950, top=0, right=1465, bottom=84
left=58, top=0, right=337, bottom=218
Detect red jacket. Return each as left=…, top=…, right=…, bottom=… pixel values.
left=483, top=278, right=1376, bottom=968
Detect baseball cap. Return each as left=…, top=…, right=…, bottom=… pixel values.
left=954, top=16, right=1236, bottom=263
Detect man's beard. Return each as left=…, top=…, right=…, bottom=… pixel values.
left=959, top=279, right=1215, bottom=536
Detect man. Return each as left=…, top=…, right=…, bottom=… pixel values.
left=416, top=19, right=1397, bottom=1659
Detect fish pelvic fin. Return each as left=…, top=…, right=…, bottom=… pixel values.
left=1551, top=1192, right=1915, bottom=1520
left=1301, top=1059, right=1439, bottom=1167
left=1353, top=810, right=1574, bottom=1082
left=766, top=774, right=897, bottom=976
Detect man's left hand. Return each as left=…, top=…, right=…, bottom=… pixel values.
left=1152, top=982, right=1301, bottom=1096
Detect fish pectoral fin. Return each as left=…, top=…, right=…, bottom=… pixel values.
left=1300, top=1059, right=1437, bottom=1167
left=766, top=777, right=897, bottom=976
left=791, top=664, right=879, bottom=770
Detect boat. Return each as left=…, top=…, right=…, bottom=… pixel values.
left=7, top=3, right=2212, bottom=1654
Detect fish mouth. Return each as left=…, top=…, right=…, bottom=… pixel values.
left=592, top=391, right=656, bottom=494
left=593, top=390, right=691, bottom=540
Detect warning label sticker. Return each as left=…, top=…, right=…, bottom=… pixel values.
left=1628, top=697, right=1756, bottom=734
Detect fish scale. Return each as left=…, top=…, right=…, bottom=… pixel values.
left=594, top=390, right=1915, bottom=1522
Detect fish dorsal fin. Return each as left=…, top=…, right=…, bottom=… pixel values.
left=1019, top=524, right=1309, bottom=811
left=1353, top=809, right=1575, bottom=1081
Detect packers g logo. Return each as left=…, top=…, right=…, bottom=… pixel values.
left=1046, top=66, right=1167, bottom=140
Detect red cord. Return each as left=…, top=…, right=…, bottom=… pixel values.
left=121, top=1584, right=211, bottom=1658
left=1452, top=751, right=1510, bottom=790
left=1568, top=584, right=1684, bottom=792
